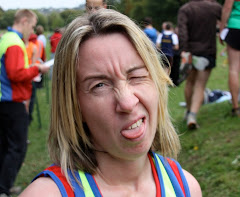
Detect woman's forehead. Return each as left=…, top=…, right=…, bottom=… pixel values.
left=76, top=33, right=147, bottom=77
left=78, top=33, right=140, bottom=61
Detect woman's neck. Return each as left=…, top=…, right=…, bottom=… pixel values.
left=93, top=152, right=156, bottom=197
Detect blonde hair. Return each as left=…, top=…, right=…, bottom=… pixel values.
left=49, top=8, right=180, bottom=186
left=14, top=9, right=37, bottom=24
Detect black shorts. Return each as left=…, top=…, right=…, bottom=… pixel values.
left=204, top=55, right=216, bottom=69
left=225, top=28, right=240, bottom=50
left=192, top=54, right=216, bottom=70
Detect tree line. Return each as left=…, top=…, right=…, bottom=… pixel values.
left=0, top=0, right=224, bottom=32
left=109, top=0, right=224, bottom=30
left=0, top=8, right=84, bottom=31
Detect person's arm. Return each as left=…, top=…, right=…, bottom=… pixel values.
left=19, top=177, right=61, bottom=197
left=172, top=33, right=179, bottom=50
left=5, top=46, right=39, bottom=82
left=183, top=169, right=202, bottom=197
left=220, top=0, right=234, bottom=33
left=156, top=33, right=162, bottom=49
left=219, top=0, right=233, bottom=45
left=6, top=46, right=49, bottom=81
left=173, top=44, right=179, bottom=51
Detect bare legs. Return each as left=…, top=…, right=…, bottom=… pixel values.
left=185, top=68, right=212, bottom=128
left=185, top=69, right=212, bottom=113
left=227, top=45, right=240, bottom=111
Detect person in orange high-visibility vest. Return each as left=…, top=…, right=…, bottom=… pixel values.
left=29, top=34, right=46, bottom=88
left=25, top=37, right=38, bottom=65
left=25, top=35, right=39, bottom=124
left=29, top=33, right=46, bottom=63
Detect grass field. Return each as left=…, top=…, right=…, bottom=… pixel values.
left=170, top=42, right=240, bottom=196
left=13, top=41, right=240, bottom=196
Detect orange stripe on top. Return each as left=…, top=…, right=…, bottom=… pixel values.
left=167, top=158, right=186, bottom=197
left=44, top=166, right=75, bottom=197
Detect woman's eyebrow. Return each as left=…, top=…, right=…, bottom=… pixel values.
left=82, top=75, right=109, bottom=83
left=126, top=65, right=146, bottom=74
left=81, top=65, right=146, bottom=83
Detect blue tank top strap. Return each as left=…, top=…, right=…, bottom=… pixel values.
left=172, top=159, right=191, bottom=197
left=152, top=152, right=166, bottom=197
left=34, top=155, right=190, bottom=197
left=85, top=172, right=102, bottom=197
left=157, top=154, right=186, bottom=197
left=68, top=170, right=86, bottom=196
left=68, top=170, right=102, bottom=197
left=33, top=170, right=68, bottom=197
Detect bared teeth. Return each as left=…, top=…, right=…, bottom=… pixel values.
left=127, top=119, right=143, bottom=130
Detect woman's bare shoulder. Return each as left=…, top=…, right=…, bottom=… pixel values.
left=183, top=169, right=202, bottom=197
left=19, top=177, right=61, bottom=197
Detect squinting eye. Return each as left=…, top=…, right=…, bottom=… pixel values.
left=90, top=82, right=111, bottom=94
left=130, top=76, right=146, bottom=80
left=95, top=83, right=104, bottom=88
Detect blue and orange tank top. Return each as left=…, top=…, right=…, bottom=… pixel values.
left=33, top=151, right=190, bottom=197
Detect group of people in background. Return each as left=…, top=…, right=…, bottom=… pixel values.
left=0, top=9, right=50, bottom=197
left=24, top=25, right=63, bottom=122
left=143, top=17, right=180, bottom=85
left=178, top=0, right=222, bottom=129
left=179, top=0, right=240, bottom=127
left=143, top=0, right=239, bottom=130
left=0, top=9, right=63, bottom=197
left=25, top=26, right=46, bottom=124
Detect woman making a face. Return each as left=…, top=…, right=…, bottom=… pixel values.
left=20, top=9, right=201, bottom=197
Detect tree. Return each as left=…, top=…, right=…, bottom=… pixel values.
left=0, top=7, right=4, bottom=19
left=109, top=0, right=224, bottom=31
left=34, top=10, right=49, bottom=31
left=60, top=9, right=84, bottom=26
left=142, top=0, right=180, bottom=30
left=48, top=11, right=64, bottom=31
left=0, top=10, right=15, bottom=29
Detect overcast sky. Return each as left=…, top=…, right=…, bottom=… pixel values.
left=0, top=0, right=85, bottom=10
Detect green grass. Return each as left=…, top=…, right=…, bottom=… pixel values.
left=169, top=42, right=240, bottom=196
left=13, top=41, right=240, bottom=196
left=14, top=77, right=51, bottom=191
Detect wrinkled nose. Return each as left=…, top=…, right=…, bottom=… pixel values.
left=115, top=85, right=139, bottom=113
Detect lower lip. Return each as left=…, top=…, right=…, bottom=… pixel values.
left=121, top=119, right=146, bottom=141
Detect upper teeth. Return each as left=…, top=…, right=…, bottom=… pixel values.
left=128, top=119, right=143, bottom=130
